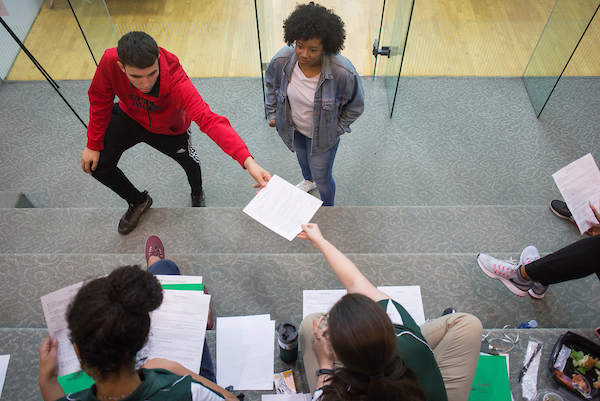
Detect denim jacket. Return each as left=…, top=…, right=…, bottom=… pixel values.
left=265, top=46, right=364, bottom=155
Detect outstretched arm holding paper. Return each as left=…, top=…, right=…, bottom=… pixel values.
left=297, top=223, right=482, bottom=401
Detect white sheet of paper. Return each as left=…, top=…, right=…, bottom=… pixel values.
left=0, top=354, right=10, bottom=399
left=138, top=290, right=210, bottom=373
left=302, top=286, right=425, bottom=325
left=243, top=175, right=323, bottom=241
left=40, top=281, right=84, bottom=376
left=262, top=394, right=312, bottom=401
left=552, top=153, right=600, bottom=234
left=216, top=314, right=275, bottom=390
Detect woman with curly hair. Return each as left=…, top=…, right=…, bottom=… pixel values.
left=38, top=263, right=236, bottom=401
left=265, top=2, right=364, bottom=206
left=298, top=223, right=482, bottom=401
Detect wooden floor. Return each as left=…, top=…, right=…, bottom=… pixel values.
left=7, top=0, right=600, bottom=80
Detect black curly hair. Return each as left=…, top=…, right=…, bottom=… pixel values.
left=67, top=265, right=163, bottom=379
left=283, top=2, right=346, bottom=54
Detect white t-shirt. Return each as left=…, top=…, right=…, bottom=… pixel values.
left=287, top=62, right=319, bottom=138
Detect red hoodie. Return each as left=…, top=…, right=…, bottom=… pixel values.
left=86, top=47, right=252, bottom=166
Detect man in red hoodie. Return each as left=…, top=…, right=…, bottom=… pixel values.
left=81, top=31, right=271, bottom=235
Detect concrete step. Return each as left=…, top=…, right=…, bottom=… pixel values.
left=2, top=253, right=597, bottom=331
left=0, top=205, right=582, bottom=255
left=1, top=328, right=598, bottom=401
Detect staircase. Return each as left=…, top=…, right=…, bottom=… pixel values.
left=1, top=76, right=599, bottom=400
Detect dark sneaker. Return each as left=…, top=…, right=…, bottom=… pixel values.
left=550, top=200, right=574, bottom=222
left=145, top=235, right=165, bottom=265
left=528, top=282, right=548, bottom=299
left=118, top=191, right=153, bottom=235
left=442, top=307, right=456, bottom=316
left=477, top=253, right=533, bottom=297
left=191, top=190, right=205, bottom=207
left=204, top=285, right=214, bottom=330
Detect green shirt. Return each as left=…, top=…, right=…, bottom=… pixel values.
left=58, top=368, right=226, bottom=401
left=378, top=299, right=448, bottom=401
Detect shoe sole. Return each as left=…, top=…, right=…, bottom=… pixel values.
left=528, top=288, right=546, bottom=299
left=118, top=197, right=153, bottom=235
left=477, top=255, right=527, bottom=297
left=549, top=205, right=574, bottom=222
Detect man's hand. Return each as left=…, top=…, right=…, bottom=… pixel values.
left=81, top=147, right=100, bottom=174
left=269, top=118, right=276, bottom=127
left=243, top=157, right=271, bottom=190
left=586, top=202, right=600, bottom=236
left=39, top=335, right=65, bottom=401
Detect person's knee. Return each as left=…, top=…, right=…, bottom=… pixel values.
left=450, top=313, right=483, bottom=342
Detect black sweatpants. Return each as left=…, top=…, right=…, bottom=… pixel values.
left=525, top=234, right=600, bottom=286
left=92, top=103, right=202, bottom=205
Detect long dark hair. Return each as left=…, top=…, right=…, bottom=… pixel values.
left=66, top=265, right=163, bottom=379
left=320, top=294, right=426, bottom=401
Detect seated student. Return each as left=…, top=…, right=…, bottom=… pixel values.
left=478, top=202, right=600, bottom=298
left=38, top=244, right=235, bottom=401
left=297, top=224, right=482, bottom=401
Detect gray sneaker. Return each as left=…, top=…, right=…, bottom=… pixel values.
left=118, top=191, right=153, bottom=235
left=519, top=245, right=540, bottom=266
left=529, top=282, right=548, bottom=299
left=517, top=246, right=546, bottom=298
left=477, top=253, right=533, bottom=297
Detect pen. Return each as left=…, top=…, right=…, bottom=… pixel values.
left=518, top=342, right=543, bottom=382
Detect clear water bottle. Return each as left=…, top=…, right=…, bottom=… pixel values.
left=518, top=320, right=538, bottom=329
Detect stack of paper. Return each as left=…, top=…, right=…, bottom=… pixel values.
left=302, top=286, right=426, bottom=325
left=216, top=315, right=275, bottom=390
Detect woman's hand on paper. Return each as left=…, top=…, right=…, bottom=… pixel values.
left=39, top=335, right=65, bottom=401
left=586, top=202, right=600, bottom=236
left=297, top=223, right=325, bottom=244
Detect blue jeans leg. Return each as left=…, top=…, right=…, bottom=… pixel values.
left=147, top=259, right=216, bottom=383
left=293, top=132, right=339, bottom=206
left=293, top=132, right=313, bottom=181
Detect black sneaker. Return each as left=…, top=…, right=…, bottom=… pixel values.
left=550, top=200, right=574, bottom=222
left=191, top=190, right=205, bottom=207
left=118, top=191, right=153, bottom=235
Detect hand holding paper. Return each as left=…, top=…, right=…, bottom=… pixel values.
left=243, top=175, right=322, bottom=241
left=552, top=153, right=600, bottom=234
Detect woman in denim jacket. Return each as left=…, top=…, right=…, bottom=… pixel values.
left=265, top=2, right=364, bottom=206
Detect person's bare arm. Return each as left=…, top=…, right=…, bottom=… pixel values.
left=298, top=223, right=389, bottom=302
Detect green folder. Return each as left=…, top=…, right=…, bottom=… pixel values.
left=469, top=354, right=512, bottom=401
left=58, top=371, right=95, bottom=394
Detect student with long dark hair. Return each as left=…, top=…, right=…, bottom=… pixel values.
left=38, top=262, right=236, bottom=401
left=298, top=224, right=482, bottom=401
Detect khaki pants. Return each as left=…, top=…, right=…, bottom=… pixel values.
left=300, top=312, right=482, bottom=401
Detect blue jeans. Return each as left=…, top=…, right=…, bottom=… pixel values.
left=293, top=132, right=339, bottom=206
left=147, top=259, right=216, bottom=383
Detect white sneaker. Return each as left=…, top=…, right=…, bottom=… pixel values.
left=297, top=179, right=317, bottom=192
left=519, top=245, right=540, bottom=266
left=477, top=253, right=533, bottom=297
